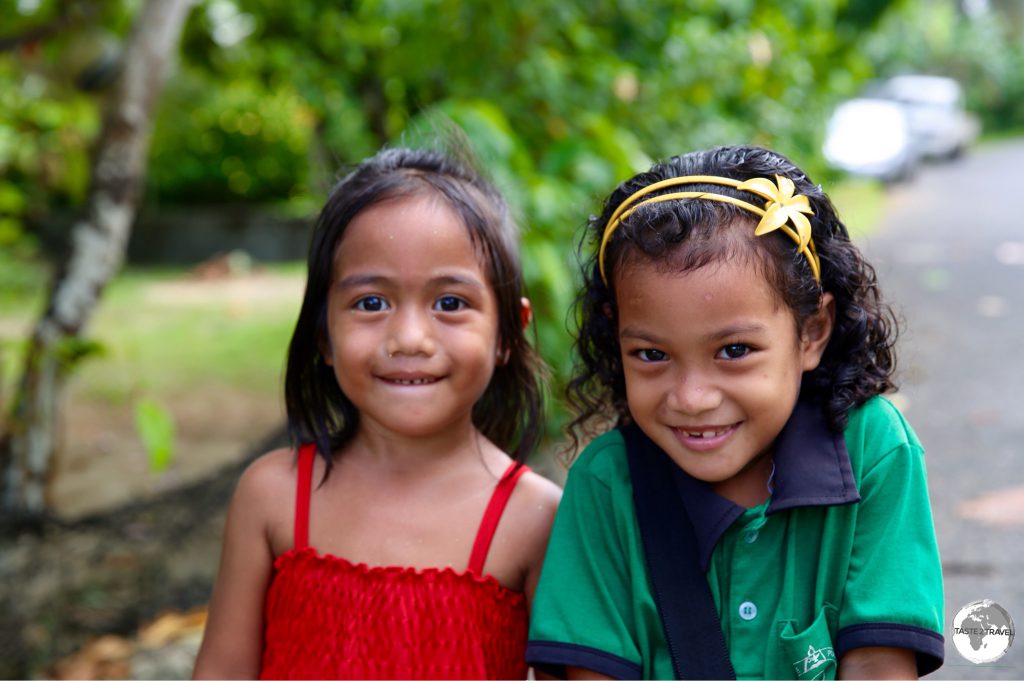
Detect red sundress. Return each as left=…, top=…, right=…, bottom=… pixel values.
left=260, top=444, right=530, bottom=680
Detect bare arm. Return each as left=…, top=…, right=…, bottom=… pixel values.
left=839, top=646, right=917, bottom=680
left=513, top=471, right=562, bottom=679
left=519, top=471, right=562, bottom=609
left=192, top=454, right=287, bottom=679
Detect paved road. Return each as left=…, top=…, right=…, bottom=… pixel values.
left=859, top=140, right=1024, bottom=678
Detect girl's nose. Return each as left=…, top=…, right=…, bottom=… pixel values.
left=665, top=370, right=722, bottom=415
left=385, top=307, right=437, bottom=357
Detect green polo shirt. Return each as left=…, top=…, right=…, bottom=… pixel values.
left=527, top=396, right=944, bottom=679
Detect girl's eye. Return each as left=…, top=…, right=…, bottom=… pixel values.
left=354, top=295, right=388, bottom=312
left=636, top=348, right=668, bottom=362
left=434, top=295, right=467, bottom=312
left=717, top=343, right=750, bottom=360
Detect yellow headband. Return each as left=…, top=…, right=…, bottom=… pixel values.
left=597, top=174, right=821, bottom=284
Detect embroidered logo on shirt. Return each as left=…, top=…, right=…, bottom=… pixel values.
left=792, top=644, right=836, bottom=679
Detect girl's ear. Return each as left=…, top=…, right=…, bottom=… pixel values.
left=800, top=293, right=835, bottom=372
left=497, top=298, right=532, bottom=366
left=520, top=297, right=533, bottom=330
left=318, top=332, right=334, bottom=367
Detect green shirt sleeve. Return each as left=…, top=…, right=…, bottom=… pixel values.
left=837, top=399, right=945, bottom=672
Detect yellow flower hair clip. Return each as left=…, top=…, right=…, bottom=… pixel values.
left=597, top=174, right=821, bottom=284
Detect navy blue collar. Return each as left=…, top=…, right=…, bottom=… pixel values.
left=668, top=399, right=860, bottom=571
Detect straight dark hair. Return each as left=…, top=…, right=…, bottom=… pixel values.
left=284, top=146, right=547, bottom=471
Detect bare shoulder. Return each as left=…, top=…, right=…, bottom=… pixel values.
left=231, top=447, right=302, bottom=554
left=235, top=447, right=298, bottom=503
left=515, top=468, right=563, bottom=512
left=479, top=443, right=561, bottom=525
left=505, top=467, right=562, bottom=543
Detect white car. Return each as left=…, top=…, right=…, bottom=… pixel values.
left=822, top=97, right=917, bottom=182
left=873, top=75, right=980, bottom=160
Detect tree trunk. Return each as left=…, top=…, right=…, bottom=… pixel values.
left=0, top=0, right=194, bottom=519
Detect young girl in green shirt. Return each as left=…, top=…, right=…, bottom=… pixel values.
left=527, top=145, right=943, bottom=679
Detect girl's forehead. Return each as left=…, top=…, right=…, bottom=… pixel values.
left=328, top=194, right=493, bottom=281
left=336, top=194, right=464, bottom=247
left=614, top=254, right=788, bottom=317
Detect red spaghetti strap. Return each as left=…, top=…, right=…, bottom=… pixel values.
left=293, top=444, right=316, bottom=550
left=467, top=462, right=529, bottom=574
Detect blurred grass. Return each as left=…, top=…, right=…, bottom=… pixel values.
left=78, top=265, right=303, bottom=406
left=0, top=259, right=304, bottom=410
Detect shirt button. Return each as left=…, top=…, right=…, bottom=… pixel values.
left=739, top=601, right=758, bottom=621
left=743, top=530, right=759, bottom=543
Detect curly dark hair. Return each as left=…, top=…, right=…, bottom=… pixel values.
left=566, top=145, right=899, bottom=452
left=284, top=146, right=548, bottom=472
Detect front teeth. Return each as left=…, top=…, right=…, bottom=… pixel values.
left=686, top=429, right=726, bottom=438
left=393, top=378, right=433, bottom=385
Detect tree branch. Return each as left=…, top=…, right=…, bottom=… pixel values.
left=1, top=0, right=196, bottom=519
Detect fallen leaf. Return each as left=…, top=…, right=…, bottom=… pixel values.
left=51, top=634, right=133, bottom=680
left=138, top=607, right=208, bottom=647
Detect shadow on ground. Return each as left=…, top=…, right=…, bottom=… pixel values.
left=0, top=427, right=289, bottom=680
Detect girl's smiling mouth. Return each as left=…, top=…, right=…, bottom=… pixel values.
left=672, top=423, right=739, bottom=450
left=378, top=371, right=443, bottom=386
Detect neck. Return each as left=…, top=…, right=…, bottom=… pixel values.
left=712, top=452, right=775, bottom=508
left=345, top=418, right=489, bottom=476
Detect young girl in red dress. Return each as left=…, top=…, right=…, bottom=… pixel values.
left=192, top=146, right=561, bottom=680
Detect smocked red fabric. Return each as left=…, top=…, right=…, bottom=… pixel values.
left=260, top=444, right=530, bottom=679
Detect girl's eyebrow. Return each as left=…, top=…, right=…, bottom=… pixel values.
left=335, top=273, right=486, bottom=289
left=706, top=322, right=767, bottom=342
left=431, top=274, right=486, bottom=290
left=335, top=274, right=388, bottom=289
left=618, top=326, right=661, bottom=343
left=619, top=322, right=767, bottom=343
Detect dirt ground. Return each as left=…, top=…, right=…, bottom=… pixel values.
left=0, top=418, right=287, bottom=679
left=51, top=381, right=285, bottom=518
left=0, top=272, right=297, bottom=679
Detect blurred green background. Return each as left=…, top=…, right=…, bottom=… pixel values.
left=4, top=0, right=1024, bottom=677
left=3, top=0, right=1024, bottom=511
